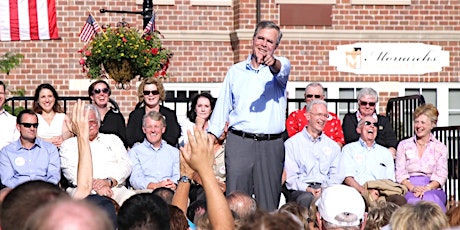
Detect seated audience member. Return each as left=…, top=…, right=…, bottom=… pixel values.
left=389, top=201, right=448, bottom=230
left=396, top=104, right=448, bottom=212
left=153, top=187, right=175, bottom=204
left=33, top=83, right=73, bottom=148
left=60, top=104, right=134, bottom=205
left=286, top=82, right=345, bottom=147
left=447, top=205, right=460, bottom=227
left=338, top=116, right=406, bottom=207
left=285, top=100, right=341, bottom=208
left=23, top=199, right=114, bottom=230
left=226, top=190, right=257, bottom=221
left=0, top=109, right=60, bottom=188
left=169, top=204, right=189, bottom=230
left=315, top=184, right=367, bottom=230
left=279, top=202, right=311, bottom=230
left=88, top=80, right=127, bottom=147
left=342, top=88, right=398, bottom=157
left=128, top=111, right=179, bottom=191
left=239, top=210, right=304, bottom=230
left=0, top=80, right=19, bottom=150
left=117, top=193, right=171, bottom=230
left=187, top=199, right=207, bottom=223
left=364, top=200, right=399, bottom=230
left=172, top=127, right=234, bottom=230
left=179, top=92, right=215, bottom=146
left=1, top=180, right=69, bottom=230
left=126, top=77, right=180, bottom=148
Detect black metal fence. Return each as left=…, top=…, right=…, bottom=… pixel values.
left=386, top=95, right=426, bottom=142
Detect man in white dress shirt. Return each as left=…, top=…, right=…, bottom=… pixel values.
left=0, top=81, right=19, bottom=150
left=60, top=104, right=134, bottom=205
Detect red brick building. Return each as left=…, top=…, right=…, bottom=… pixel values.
left=1, top=0, right=459, bottom=125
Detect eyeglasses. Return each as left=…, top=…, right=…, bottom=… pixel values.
left=359, top=101, right=376, bottom=107
left=305, top=94, right=322, bottom=99
left=364, top=121, right=379, bottom=127
left=93, top=88, right=109, bottom=95
left=20, top=123, right=39, bottom=128
left=310, top=112, right=329, bottom=119
left=143, top=90, right=160, bottom=96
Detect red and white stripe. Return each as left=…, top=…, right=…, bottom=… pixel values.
left=0, top=0, right=59, bottom=41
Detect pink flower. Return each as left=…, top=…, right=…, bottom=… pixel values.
left=78, top=49, right=83, bottom=53
left=151, top=48, right=159, bottom=55
left=145, top=36, right=152, bottom=41
left=79, top=58, right=85, bottom=65
left=122, top=37, right=127, bottom=43
left=85, top=50, right=91, bottom=56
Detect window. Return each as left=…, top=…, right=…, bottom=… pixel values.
left=449, top=89, right=460, bottom=126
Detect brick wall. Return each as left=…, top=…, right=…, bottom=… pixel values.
left=1, top=0, right=459, bottom=118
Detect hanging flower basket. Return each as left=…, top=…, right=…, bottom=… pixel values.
left=79, top=26, right=172, bottom=88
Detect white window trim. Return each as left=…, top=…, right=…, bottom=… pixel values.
left=351, top=0, right=411, bottom=5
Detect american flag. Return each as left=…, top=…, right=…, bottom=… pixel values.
left=143, top=13, right=156, bottom=36
left=79, top=15, right=100, bottom=42
left=0, top=0, right=59, bottom=41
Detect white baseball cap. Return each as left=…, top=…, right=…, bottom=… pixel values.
left=316, top=185, right=365, bottom=227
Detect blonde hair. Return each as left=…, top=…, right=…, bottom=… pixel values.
left=389, top=201, right=448, bottom=230
left=414, top=103, right=439, bottom=125
left=137, top=77, right=166, bottom=103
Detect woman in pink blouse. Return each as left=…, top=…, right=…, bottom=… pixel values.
left=395, top=104, right=448, bottom=212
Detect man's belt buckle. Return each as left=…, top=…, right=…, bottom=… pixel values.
left=253, top=133, right=265, bottom=141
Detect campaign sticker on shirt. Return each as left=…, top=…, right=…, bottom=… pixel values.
left=405, top=150, right=416, bottom=159
left=378, top=125, right=384, bottom=130
left=219, top=166, right=226, bottom=175
left=15, top=157, right=25, bottom=166
left=322, top=147, right=332, bottom=156
left=353, top=154, right=365, bottom=163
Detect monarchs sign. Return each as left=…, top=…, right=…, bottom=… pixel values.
left=329, top=43, right=449, bottom=75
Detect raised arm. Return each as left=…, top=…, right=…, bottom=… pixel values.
left=69, top=100, right=93, bottom=199
left=181, top=127, right=234, bottom=230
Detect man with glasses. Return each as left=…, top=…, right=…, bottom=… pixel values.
left=60, top=105, right=134, bottom=205
left=286, top=82, right=345, bottom=147
left=284, top=100, right=341, bottom=209
left=338, top=116, right=406, bottom=206
left=0, top=81, right=19, bottom=150
left=342, top=87, right=398, bottom=157
left=0, top=109, right=60, bottom=188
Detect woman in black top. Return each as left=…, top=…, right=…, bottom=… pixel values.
left=126, top=77, right=180, bottom=148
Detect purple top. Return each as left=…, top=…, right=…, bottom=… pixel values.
left=395, top=134, right=448, bottom=186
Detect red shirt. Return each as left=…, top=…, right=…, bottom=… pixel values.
left=286, top=106, right=345, bottom=145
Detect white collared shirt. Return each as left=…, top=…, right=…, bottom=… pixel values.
left=0, top=109, right=19, bottom=150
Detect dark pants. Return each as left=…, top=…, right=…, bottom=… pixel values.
left=225, top=132, right=285, bottom=211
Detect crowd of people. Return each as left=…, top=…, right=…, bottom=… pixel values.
left=0, top=20, right=457, bottom=230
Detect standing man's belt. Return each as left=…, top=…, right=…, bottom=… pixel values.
left=230, top=129, right=282, bottom=141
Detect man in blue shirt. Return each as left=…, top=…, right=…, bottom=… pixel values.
left=0, top=109, right=60, bottom=188
left=129, top=111, right=180, bottom=191
left=208, top=21, right=291, bottom=211
left=285, top=100, right=341, bottom=209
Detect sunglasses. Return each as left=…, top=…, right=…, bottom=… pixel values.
left=143, top=90, right=160, bottom=96
left=20, top=123, right=39, bottom=128
left=93, top=88, right=109, bottom=95
left=360, top=101, right=376, bottom=106
left=305, top=94, right=322, bottom=99
left=364, top=121, right=379, bottom=127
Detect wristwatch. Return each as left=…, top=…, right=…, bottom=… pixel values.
left=105, top=177, right=113, bottom=187
left=177, top=176, right=191, bottom=184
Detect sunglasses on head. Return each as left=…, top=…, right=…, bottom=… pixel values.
left=20, top=123, right=39, bottom=128
left=360, top=101, right=376, bottom=106
left=364, top=121, right=379, bottom=127
left=143, top=90, right=160, bottom=96
left=305, top=94, right=322, bottom=99
left=93, top=88, right=109, bottom=95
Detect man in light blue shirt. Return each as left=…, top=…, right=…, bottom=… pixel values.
left=285, top=100, right=341, bottom=209
left=338, top=116, right=397, bottom=203
left=0, top=109, right=60, bottom=188
left=208, top=21, right=291, bottom=211
left=129, top=111, right=180, bottom=191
